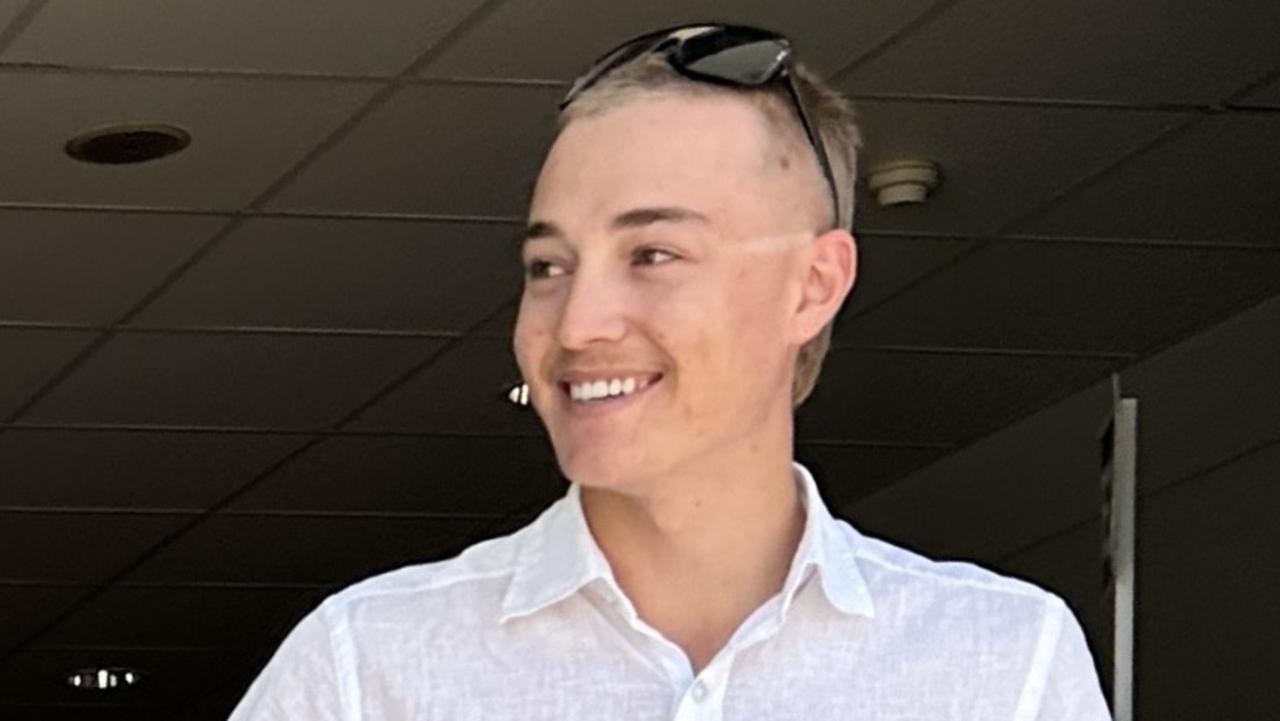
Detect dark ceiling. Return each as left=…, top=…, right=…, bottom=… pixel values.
left=1, top=1, right=1279, bottom=719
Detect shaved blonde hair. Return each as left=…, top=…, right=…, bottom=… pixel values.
left=558, top=53, right=860, bottom=407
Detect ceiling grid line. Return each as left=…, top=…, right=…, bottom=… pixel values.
left=0, top=318, right=1141, bottom=358
left=0, top=288, right=521, bottom=660
left=0, top=421, right=951, bottom=450
left=996, top=433, right=1280, bottom=566
left=830, top=0, right=970, bottom=82
left=0, top=435, right=328, bottom=662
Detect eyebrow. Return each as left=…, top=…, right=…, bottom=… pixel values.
left=522, top=206, right=710, bottom=246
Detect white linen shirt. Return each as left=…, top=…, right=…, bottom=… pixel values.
left=230, top=463, right=1110, bottom=720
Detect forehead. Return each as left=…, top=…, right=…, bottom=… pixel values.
left=530, top=93, right=778, bottom=230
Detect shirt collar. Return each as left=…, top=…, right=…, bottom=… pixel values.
left=785, top=462, right=876, bottom=619
left=500, top=481, right=613, bottom=623
left=500, top=462, right=875, bottom=623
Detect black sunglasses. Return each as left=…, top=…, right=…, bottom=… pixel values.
left=561, top=24, right=842, bottom=231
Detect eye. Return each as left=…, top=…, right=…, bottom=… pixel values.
left=524, top=259, right=568, bottom=280
left=633, top=247, right=677, bottom=266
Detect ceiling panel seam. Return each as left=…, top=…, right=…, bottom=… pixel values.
left=0, top=291, right=518, bottom=656
left=0, top=434, right=328, bottom=662
left=995, top=433, right=1280, bottom=566
left=831, top=0, right=970, bottom=82
left=0, top=0, right=46, bottom=56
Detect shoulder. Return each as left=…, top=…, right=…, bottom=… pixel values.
left=839, top=521, right=1069, bottom=629
left=849, top=523, right=1058, bottom=601
left=316, top=520, right=534, bottom=627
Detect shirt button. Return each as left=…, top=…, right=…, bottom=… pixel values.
left=690, top=680, right=708, bottom=702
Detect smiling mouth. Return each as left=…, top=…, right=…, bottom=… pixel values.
left=560, top=373, right=663, bottom=404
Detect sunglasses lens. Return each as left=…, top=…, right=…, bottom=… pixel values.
left=681, top=36, right=789, bottom=85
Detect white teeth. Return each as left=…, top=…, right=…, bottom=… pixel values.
left=567, top=375, right=654, bottom=402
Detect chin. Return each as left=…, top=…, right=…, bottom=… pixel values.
left=552, top=442, right=657, bottom=492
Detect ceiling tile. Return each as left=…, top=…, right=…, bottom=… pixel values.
left=230, top=435, right=564, bottom=514
left=266, top=83, right=562, bottom=217
left=20, top=333, right=441, bottom=428
left=848, top=99, right=1186, bottom=236
left=421, top=0, right=935, bottom=80
left=0, top=512, right=192, bottom=582
left=125, top=514, right=488, bottom=585
left=2, top=0, right=485, bottom=75
left=0, top=647, right=266, bottom=710
left=847, top=380, right=1115, bottom=562
left=1132, top=441, right=1280, bottom=721
left=346, top=337, right=544, bottom=435
left=34, top=585, right=323, bottom=649
left=0, top=329, right=98, bottom=420
left=797, top=348, right=1117, bottom=445
left=0, top=585, right=87, bottom=650
left=1120, top=292, right=1280, bottom=496
left=0, top=430, right=308, bottom=510
left=1022, top=114, right=1280, bottom=245
left=834, top=234, right=974, bottom=331
left=841, top=0, right=1280, bottom=104
left=837, top=241, right=1280, bottom=353
left=794, top=444, right=950, bottom=512
left=133, top=217, right=522, bottom=331
left=0, top=210, right=225, bottom=324
left=0, top=73, right=376, bottom=210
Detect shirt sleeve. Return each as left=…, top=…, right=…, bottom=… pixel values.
left=227, top=600, right=352, bottom=721
left=1033, top=600, right=1113, bottom=721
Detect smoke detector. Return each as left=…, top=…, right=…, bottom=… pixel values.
left=865, top=160, right=941, bottom=207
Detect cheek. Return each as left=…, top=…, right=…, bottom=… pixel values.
left=512, top=305, right=552, bottom=376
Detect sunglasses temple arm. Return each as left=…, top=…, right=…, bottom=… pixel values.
left=784, top=75, right=842, bottom=231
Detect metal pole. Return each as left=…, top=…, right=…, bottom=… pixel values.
left=1101, top=374, right=1137, bottom=721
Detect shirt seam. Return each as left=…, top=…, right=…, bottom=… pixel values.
left=332, top=567, right=516, bottom=605
left=322, top=598, right=363, bottom=721
left=1011, top=595, right=1066, bottom=721
left=853, top=549, right=1054, bottom=601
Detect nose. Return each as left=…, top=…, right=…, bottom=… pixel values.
left=555, top=264, right=628, bottom=350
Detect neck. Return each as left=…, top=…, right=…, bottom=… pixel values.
left=578, top=422, right=805, bottom=672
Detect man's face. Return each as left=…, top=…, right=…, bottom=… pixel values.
left=514, top=92, right=824, bottom=491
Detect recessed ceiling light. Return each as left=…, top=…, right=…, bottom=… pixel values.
left=506, top=382, right=530, bottom=407
left=65, top=667, right=144, bottom=691
left=64, top=123, right=191, bottom=165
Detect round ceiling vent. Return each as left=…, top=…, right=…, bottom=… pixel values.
left=64, top=123, right=191, bottom=165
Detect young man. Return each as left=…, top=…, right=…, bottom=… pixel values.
left=231, top=25, right=1110, bottom=720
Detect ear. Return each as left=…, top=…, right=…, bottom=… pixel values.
left=790, top=229, right=857, bottom=344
